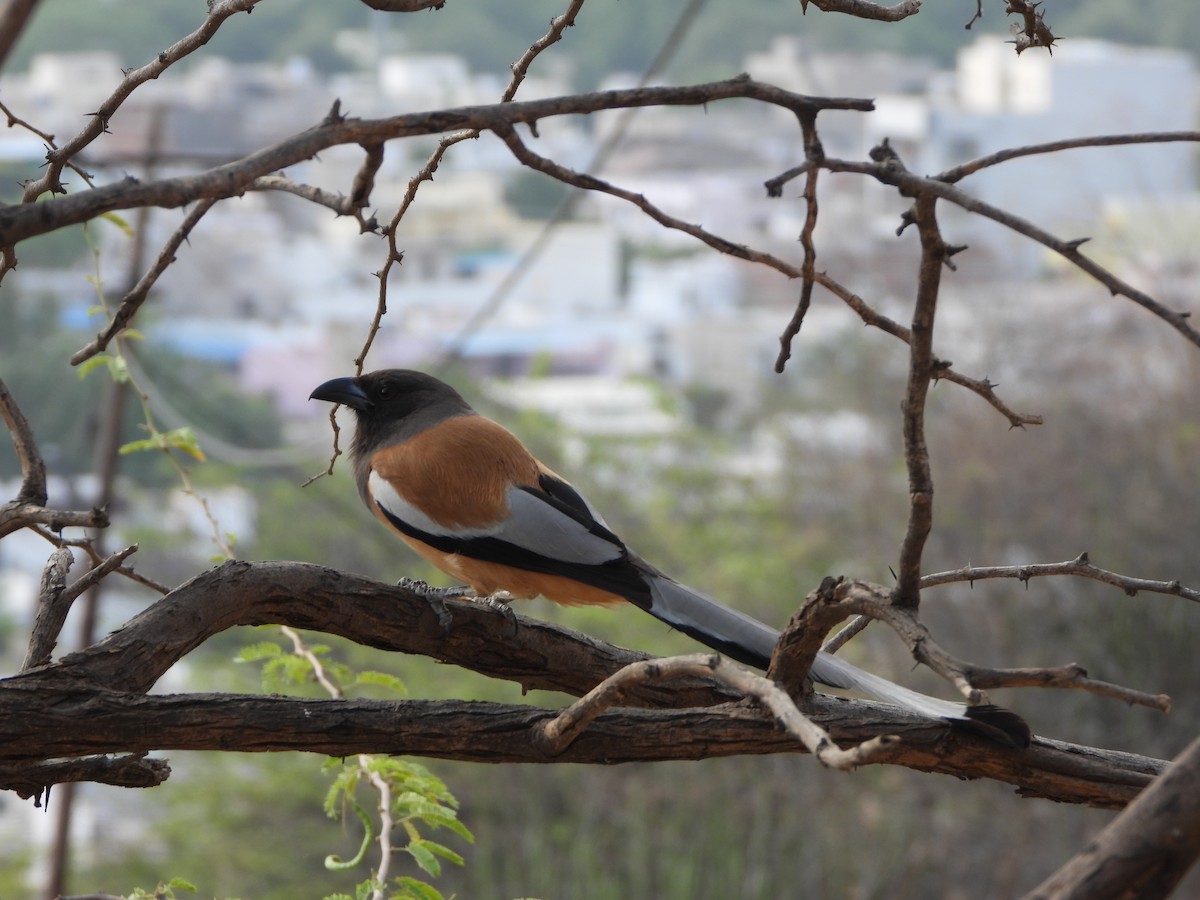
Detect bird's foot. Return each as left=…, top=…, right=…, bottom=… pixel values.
left=396, top=577, right=472, bottom=600
left=476, top=591, right=519, bottom=627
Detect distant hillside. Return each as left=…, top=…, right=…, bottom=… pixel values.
left=8, top=0, right=1197, bottom=88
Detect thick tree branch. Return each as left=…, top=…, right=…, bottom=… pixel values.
left=1023, top=735, right=1200, bottom=898
left=0, top=680, right=1164, bottom=810
left=0, top=753, right=170, bottom=802
left=0, top=561, right=1171, bottom=807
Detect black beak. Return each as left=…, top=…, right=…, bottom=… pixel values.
left=310, top=377, right=370, bottom=411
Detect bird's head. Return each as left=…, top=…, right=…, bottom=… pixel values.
left=310, top=369, right=473, bottom=458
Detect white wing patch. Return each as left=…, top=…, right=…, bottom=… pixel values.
left=368, top=471, right=499, bottom=539
left=367, top=470, right=622, bottom=565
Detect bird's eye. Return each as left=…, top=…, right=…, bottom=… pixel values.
left=375, top=383, right=394, bottom=400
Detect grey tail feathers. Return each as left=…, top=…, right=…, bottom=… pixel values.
left=643, top=574, right=1030, bottom=748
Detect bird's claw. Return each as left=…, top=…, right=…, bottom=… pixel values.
left=477, top=591, right=519, bottom=627
left=396, top=577, right=472, bottom=600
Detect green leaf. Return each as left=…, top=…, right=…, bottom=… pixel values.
left=392, top=877, right=444, bottom=900
left=100, top=210, right=134, bottom=237
left=353, top=670, right=408, bottom=696
left=165, top=877, right=198, bottom=893
left=236, top=641, right=283, bottom=663
left=76, top=354, right=112, bottom=379
left=119, top=426, right=206, bottom=461
left=76, top=352, right=129, bottom=383
left=418, top=839, right=465, bottom=867
left=405, top=839, right=441, bottom=877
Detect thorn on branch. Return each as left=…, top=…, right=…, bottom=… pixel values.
left=323, top=99, right=346, bottom=126
left=1064, top=236, right=1091, bottom=253
left=942, top=243, right=968, bottom=270
left=869, top=136, right=903, bottom=166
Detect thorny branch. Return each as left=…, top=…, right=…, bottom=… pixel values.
left=816, top=152, right=1200, bottom=350
left=15, top=0, right=262, bottom=204
left=807, top=578, right=1172, bottom=711
left=70, top=199, right=218, bottom=366
left=894, top=164, right=946, bottom=607
left=921, top=552, right=1200, bottom=605
left=347, top=0, right=588, bottom=379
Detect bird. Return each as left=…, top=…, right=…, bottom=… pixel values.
left=310, top=368, right=1030, bottom=747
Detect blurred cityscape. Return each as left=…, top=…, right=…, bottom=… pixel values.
left=0, top=24, right=1198, bottom=895
left=2, top=32, right=1196, bottom=423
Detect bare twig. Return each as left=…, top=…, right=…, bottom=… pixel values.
left=17, top=0, right=262, bottom=204
left=494, top=122, right=803, bottom=278
left=962, top=664, right=1170, bottom=711
left=821, top=615, right=873, bottom=654
left=0, top=96, right=97, bottom=190
left=774, top=112, right=822, bottom=373
left=921, top=552, right=1200, bottom=604
left=504, top=0, right=588, bottom=103
left=247, top=174, right=373, bottom=221
left=31, top=526, right=169, bottom=594
left=0, top=375, right=47, bottom=504
left=536, top=652, right=899, bottom=770
left=820, top=155, right=1200, bottom=350
left=22, top=545, right=138, bottom=670
left=0, top=0, right=41, bottom=69
left=349, top=143, right=385, bottom=214
left=800, top=0, right=922, bottom=22
left=0, top=385, right=108, bottom=533
left=822, top=579, right=1171, bottom=711
left=1005, top=0, right=1057, bottom=54
left=70, top=199, right=218, bottom=366
left=349, top=0, right=589, bottom=377
left=939, top=131, right=1200, bottom=185
left=894, top=182, right=945, bottom=607
left=809, top=272, right=1043, bottom=426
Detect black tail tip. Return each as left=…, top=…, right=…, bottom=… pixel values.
left=958, top=704, right=1032, bottom=748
